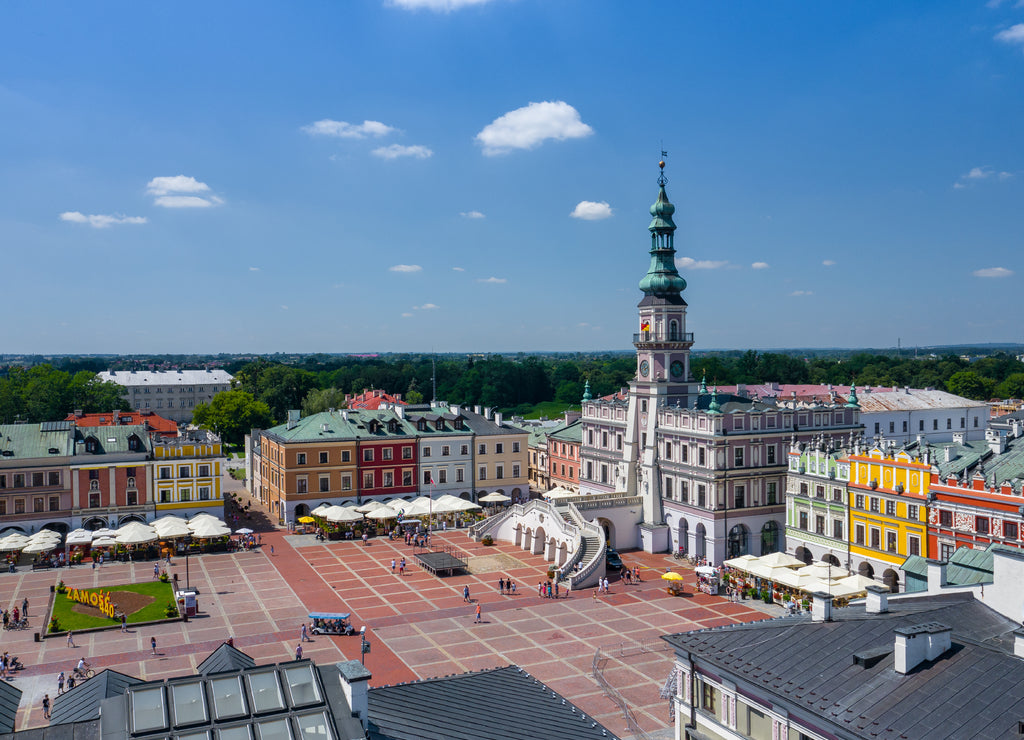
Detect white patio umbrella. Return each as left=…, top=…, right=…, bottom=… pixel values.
left=0, top=528, right=24, bottom=538
left=189, top=512, right=221, bottom=524
left=115, top=522, right=158, bottom=545
left=90, top=528, right=119, bottom=538
left=427, top=497, right=464, bottom=514
left=152, top=515, right=188, bottom=529
left=542, top=487, right=576, bottom=500
left=402, top=497, right=437, bottom=517
left=0, top=534, right=30, bottom=551
left=310, top=504, right=332, bottom=517
left=235, top=527, right=255, bottom=535
left=452, top=499, right=482, bottom=512
left=190, top=519, right=232, bottom=538
left=153, top=519, right=192, bottom=538
left=65, top=529, right=94, bottom=546
left=364, top=506, right=401, bottom=521
left=795, top=562, right=850, bottom=580
left=91, top=536, right=117, bottom=548
left=28, top=530, right=62, bottom=544
left=388, top=499, right=411, bottom=512
left=325, top=506, right=363, bottom=524
left=758, top=551, right=805, bottom=569
left=22, top=541, right=58, bottom=554
left=479, top=492, right=511, bottom=503
left=355, top=500, right=385, bottom=514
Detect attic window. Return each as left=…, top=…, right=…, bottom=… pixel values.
left=85, top=438, right=98, bottom=453
left=48, top=448, right=60, bottom=454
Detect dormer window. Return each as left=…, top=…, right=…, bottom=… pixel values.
left=388, top=421, right=398, bottom=433
left=85, top=437, right=98, bottom=453
left=127, top=434, right=142, bottom=452
left=418, top=421, right=426, bottom=431
left=435, top=421, right=443, bottom=431
left=368, top=421, right=379, bottom=433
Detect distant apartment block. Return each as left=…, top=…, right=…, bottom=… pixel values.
left=97, top=369, right=233, bottom=423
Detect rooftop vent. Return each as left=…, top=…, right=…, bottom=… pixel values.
left=894, top=622, right=952, bottom=674
left=852, top=645, right=891, bottom=669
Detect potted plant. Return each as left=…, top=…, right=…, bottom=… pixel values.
left=481, top=534, right=494, bottom=546
left=801, top=598, right=811, bottom=611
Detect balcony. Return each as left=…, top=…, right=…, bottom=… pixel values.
left=632, top=331, right=694, bottom=347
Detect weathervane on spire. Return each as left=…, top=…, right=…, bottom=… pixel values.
left=658, top=148, right=668, bottom=186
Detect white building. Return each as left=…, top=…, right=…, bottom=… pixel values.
left=97, top=369, right=233, bottom=423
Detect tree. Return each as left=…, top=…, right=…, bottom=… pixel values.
left=302, top=387, right=349, bottom=416
left=945, top=371, right=995, bottom=401
left=995, top=373, right=1024, bottom=400
left=192, top=390, right=273, bottom=445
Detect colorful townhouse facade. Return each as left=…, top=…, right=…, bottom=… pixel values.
left=785, top=436, right=852, bottom=568
left=69, top=425, right=153, bottom=530
left=926, top=424, right=1024, bottom=561
left=547, top=418, right=582, bottom=492
left=846, top=441, right=931, bottom=591
left=578, top=389, right=629, bottom=495
left=0, top=422, right=76, bottom=534
left=152, top=430, right=223, bottom=519
left=249, top=405, right=529, bottom=523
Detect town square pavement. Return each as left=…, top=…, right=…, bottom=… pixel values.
left=0, top=526, right=777, bottom=738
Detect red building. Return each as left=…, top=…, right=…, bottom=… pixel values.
left=354, top=413, right=418, bottom=499
left=548, top=419, right=582, bottom=492
left=67, top=409, right=179, bottom=438
left=70, top=425, right=153, bottom=529
left=927, top=427, right=1024, bottom=561
left=346, top=389, right=406, bottom=410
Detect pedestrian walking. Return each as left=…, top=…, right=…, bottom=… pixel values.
left=498, top=578, right=505, bottom=595
left=151, top=636, right=157, bottom=655
left=301, top=624, right=309, bottom=642
left=474, top=603, right=482, bottom=623
left=634, top=565, right=641, bottom=582
left=554, top=581, right=559, bottom=598
left=42, top=694, right=50, bottom=720
left=153, top=563, right=160, bottom=579
left=463, top=585, right=470, bottom=603
left=121, top=614, right=127, bottom=633
left=295, top=644, right=303, bottom=660
left=399, top=557, right=406, bottom=575
left=565, top=582, right=571, bottom=599
left=510, top=580, right=516, bottom=594
left=22, top=598, right=28, bottom=618
left=391, top=559, right=396, bottom=574
left=57, top=671, right=65, bottom=695
left=603, top=577, right=610, bottom=594
left=270, top=544, right=274, bottom=556
left=67, top=631, right=76, bottom=648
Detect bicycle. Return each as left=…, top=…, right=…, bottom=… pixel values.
left=74, top=666, right=95, bottom=679
left=673, top=548, right=686, bottom=560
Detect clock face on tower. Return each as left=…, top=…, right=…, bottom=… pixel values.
left=670, top=360, right=684, bottom=378
left=639, top=360, right=650, bottom=377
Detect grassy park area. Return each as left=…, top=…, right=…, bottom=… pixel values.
left=49, top=581, right=176, bottom=632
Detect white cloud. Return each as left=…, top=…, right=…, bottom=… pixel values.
left=281, top=305, right=289, bottom=310
left=822, top=260, right=836, bottom=266
left=570, top=201, right=613, bottom=220
left=956, top=166, right=1013, bottom=188
left=249, top=267, right=260, bottom=272
left=147, top=175, right=223, bottom=208
left=388, top=0, right=496, bottom=10
left=301, top=119, right=396, bottom=139
left=477, top=276, right=507, bottom=284
left=995, top=23, right=1024, bottom=46
left=413, top=303, right=439, bottom=310
left=751, top=262, right=770, bottom=270
left=59, top=211, right=147, bottom=228
left=389, top=264, right=422, bottom=273
left=402, top=312, right=414, bottom=317
left=973, top=266, right=1014, bottom=278
left=371, top=144, right=433, bottom=160
left=460, top=211, right=485, bottom=219
left=475, top=101, right=593, bottom=156
left=677, top=257, right=728, bottom=270
left=452, top=266, right=465, bottom=271
left=790, top=290, right=814, bottom=297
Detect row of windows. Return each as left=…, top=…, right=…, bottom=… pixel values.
left=292, top=441, right=522, bottom=466
left=873, top=416, right=980, bottom=435
left=0, top=496, right=61, bottom=515
left=0, top=471, right=62, bottom=489
left=796, top=511, right=846, bottom=540
left=142, top=399, right=194, bottom=409
left=665, top=480, right=779, bottom=508
left=853, top=495, right=919, bottom=521
left=853, top=524, right=922, bottom=556
left=159, top=465, right=212, bottom=479
left=587, top=429, right=624, bottom=451
left=551, top=463, right=574, bottom=480
left=936, top=509, right=1018, bottom=538
left=157, top=487, right=212, bottom=503
left=132, top=386, right=214, bottom=394
left=798, top=482, right=845, bottom=502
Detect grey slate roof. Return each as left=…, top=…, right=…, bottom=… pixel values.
left=663, top=592, right=1024, bottom=740
left=366, top=665, right=620, bottom=740
left=0, top=678, right=21, bottom=734
left=0, top=719, right=99, bottom=740
left=196, top=642, right=257, bottom=675
left=48, top=670, right=141, bottom=725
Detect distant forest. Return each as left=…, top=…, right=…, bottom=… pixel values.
left=2, top=349, right=1023, bottom=427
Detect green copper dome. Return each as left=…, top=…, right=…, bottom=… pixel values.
left=582, top=379, right=592, bottom=402
left=638, top=164, right=687, bottom=297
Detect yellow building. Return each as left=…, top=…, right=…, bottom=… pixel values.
left=847, top=442, right=931, bottom=593
left=153, top=432, right=223, bottom=518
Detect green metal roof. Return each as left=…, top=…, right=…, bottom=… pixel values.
left=0, top=423, right=76, bottom=460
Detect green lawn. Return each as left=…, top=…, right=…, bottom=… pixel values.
left=230, top=468, right=246, bottom=481
left=49, top=581, right=176, bottom=632
left=520, top=401, right=572, bottom=420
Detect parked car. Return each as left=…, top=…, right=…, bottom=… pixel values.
left=606, top=547, right=623, bottom=570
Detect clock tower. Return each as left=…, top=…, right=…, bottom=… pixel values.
left=621, top=157, right=696, bottom=551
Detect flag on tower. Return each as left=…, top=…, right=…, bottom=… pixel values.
left=640, top=321, right=650, bottom=331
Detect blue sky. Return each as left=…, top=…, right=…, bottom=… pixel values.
left=2, top=0, right=1022, bottom=354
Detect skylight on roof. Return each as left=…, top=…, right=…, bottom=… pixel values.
left=255, top=718, right=291, bottom=740
left=218, top=726, right=252, bottom=740
left=171, top=682, right=208, bottom=727
left=294, top=712, right=333, bottom=740
left=246, top=671, right=285, bottom=714
left=211, top=675, right=247, bottom=720
left=282, top=665, right=320, bottom=707
left=130, top=686, right=168, bottom=734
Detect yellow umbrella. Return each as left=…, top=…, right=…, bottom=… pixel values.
left=297, top=516, right=316, bottom=524
left=661, top=571, right=685, bottom=581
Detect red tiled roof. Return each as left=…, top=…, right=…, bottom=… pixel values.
left=65, top=410, right=178, bottom=437
left=347, top=389, right=407, bottom=410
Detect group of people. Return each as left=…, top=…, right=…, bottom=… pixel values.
left=497, top=576, right=517, bottom=595
left=1, top=652, right=21, bottom=679
left=620, top=565, right=643, bottom=584
left=389, top=558, right=408, bottom=576
left=2, top=599, right=27, bottom=629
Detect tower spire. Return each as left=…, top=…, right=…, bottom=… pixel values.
left=639, top=156, right=687, bottom=298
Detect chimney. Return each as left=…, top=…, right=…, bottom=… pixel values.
left=474, top=405, right=482, bottom=415
left=286, top=410, right=301, bottom=430
left=952, top=431, right=966, bottom=445
left=342, top=410, right=349, bottom=422
left=336, top=660, right=372, bottom=730
left=944, top=445, right=955, bottom=464
left=986, top=428, right=1007, bottom=455
left=451, top=405, right=460, bottom=417
left=494, top=412, right=503, bottom=425
left=394, top=406, right=405, bottom=419
left=810, top=591, right=832, bottom=622
left=894, top=623, right=951, bottom=674
left=865, top=583, right=889, bottom=614
left=1014, top=629, right=1024, bottom=659
left=74, top=409, right=83, bottom=418
left=113, top=410, right=120, bottom=424
left=484, top=407, right=492, bottom=419
left=926, top=558, right=947, bottom=590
